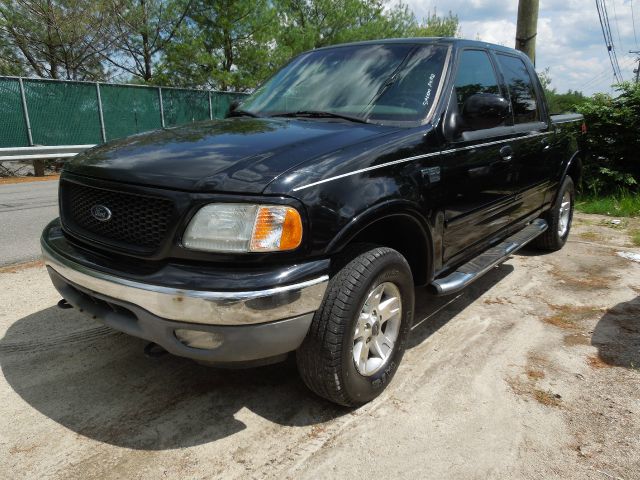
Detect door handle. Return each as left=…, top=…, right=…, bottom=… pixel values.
left=499, top=145, right=514, bottom=162
left=541, top=137, right=551, bottom=151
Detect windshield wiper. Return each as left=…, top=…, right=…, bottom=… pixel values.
left=228, top=109, right=262, bottom=118
left=270, top=110, right=369, bottom=124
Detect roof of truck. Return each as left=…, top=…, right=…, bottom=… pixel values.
left=314, top=37, right=527, bottom=57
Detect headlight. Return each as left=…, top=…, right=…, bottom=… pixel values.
left=182, top=203, right=303, bottom=253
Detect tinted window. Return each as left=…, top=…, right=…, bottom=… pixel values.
left=453, top=50, right=500, bottom=112
left=496, top=54, right=539, bottom=123
left=240, top=44, right=448, bottom=124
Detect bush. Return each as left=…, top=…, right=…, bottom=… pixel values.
left=576, top=82, right=640, bottom=195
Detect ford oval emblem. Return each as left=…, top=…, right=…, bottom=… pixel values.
left=91, top=204, right=112, bottom=222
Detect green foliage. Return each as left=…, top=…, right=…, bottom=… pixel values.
left=156, top=0, right=277, bottom=90
left=576, top=82, right=640, bottom=196
left=0, top=0, right=113, bottom=80
left=0, top=32, right=25, bottom=75
left=1, top=0, right=458, bottom=89
left=537, top=68, right=586, bottom=114
left=104, top=0, right=193, bottom=82
left=576, top=191, right=640, bottom=218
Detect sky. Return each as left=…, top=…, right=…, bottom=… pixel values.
left=404, top=0, right=640, bottom=95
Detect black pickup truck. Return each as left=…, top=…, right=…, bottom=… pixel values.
left=42, top=38, right=585, bottom=406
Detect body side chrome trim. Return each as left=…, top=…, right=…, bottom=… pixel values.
left=42, top=237, right=328, bottom=326
left=292, top=131, right=552, bottom=191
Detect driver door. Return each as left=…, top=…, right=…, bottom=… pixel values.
left=439, top=48, right=519, bottom=264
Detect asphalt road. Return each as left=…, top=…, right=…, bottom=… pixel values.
left=0, top=180, right=58, bottom=267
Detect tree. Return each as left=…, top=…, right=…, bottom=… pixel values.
left=0, top=33, right=26, bottom=75
left=274, top=1, right=458, bottom=60
left=157, top=0, right=277, bottom=90
left=101, top=0, right=192, bottom=82
left=159, top=0, right=459, bottom=91
left=0, top=0, right=114, bottom=80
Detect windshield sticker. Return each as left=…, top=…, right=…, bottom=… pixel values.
left=422, top=73, right=437, bottom=106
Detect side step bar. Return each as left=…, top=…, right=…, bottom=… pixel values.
left=430, top=218, right=548, bottom=295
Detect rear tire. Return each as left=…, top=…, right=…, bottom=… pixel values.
left=533, top=176, right=574, bottom=251
left=297, top=245, right=414, bottom=406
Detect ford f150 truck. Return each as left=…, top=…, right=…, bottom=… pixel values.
left=42, top=38, right=585, bottom=406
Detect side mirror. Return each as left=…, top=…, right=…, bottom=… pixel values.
left=461, top=93, right=510, bottom=131
left=226, top=99, right=241, bottom=117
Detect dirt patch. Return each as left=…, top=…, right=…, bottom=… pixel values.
left=549, top=264, right=620, bottom=290
left=482, top=297, right=513, bottom=305
left=507, top=377, right=563, bottom=408
left=508, top=353, right=562, bottom=408
left=578, top=231, right=602, bottom=241
left=586, top=355, right=610, bottom=369
left=0, top=174, right=59, bottom=185
left=0, top=260, right=44, bottom=274
left=542, top=304, right=602, bottom=330
left=563, top=333, right=591, bottom=346
left=525, top=368, right=545, bottom=380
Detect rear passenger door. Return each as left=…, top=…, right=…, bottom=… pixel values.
left=493, top=52, right=553, bottom=221
left=440, top=49, right=519, bottom=264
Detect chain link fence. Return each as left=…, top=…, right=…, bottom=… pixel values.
left=0, top=76, right=246, bottom=149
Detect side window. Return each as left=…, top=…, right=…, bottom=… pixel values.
left=453, top=50, right=500, bottom=112
left=496, top=54, right=539, bottom=123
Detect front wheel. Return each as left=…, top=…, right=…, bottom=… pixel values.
left=533, top=175, right=575, bottom=251
left=297, top=246, right=414, bottom=406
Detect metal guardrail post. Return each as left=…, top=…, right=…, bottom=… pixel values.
left=95, top=83, right=107, bottom=143
left=208, top=91, right=213, bottom=120
left=18, top=78, right=34, bottom=146
left=158, top=87, right=165, bottom=128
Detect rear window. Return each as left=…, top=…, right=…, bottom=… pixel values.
left=496, top=54, right=540, bottom=124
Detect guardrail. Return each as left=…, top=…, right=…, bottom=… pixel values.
left=0, top=145, right=95, bottom=162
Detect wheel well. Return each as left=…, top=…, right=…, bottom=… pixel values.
left=343, top=215, right=430, bottom=285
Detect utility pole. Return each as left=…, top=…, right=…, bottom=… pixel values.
left=631, top=50, right=640, bottom=84
left=515, top=0, right=540, bottom=65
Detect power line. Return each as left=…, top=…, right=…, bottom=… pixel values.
left=602, top=0, right=624, bottom=80
left=608, top=0, right=624, bottom=53
left=595, top=0, right=624, bottom=82
left=631, top=0, right=639, bottom=48
left=581, top=55, right=637, bottom=90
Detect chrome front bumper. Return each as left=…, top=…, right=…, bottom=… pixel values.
left=41, top=238, right=329, bottom=326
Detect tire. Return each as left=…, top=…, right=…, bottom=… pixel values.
left=533, top=175, right=575, bottom=251
left=297, top=245, right=415, bottom=406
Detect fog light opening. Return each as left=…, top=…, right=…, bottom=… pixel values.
left=174, top=329, right=223, bottom=350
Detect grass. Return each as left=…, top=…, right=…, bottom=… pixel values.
left=576, top=192, right=640, bottom=217
left=630, top=229, right=640, bottom=247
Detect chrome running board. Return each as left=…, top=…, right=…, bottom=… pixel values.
left=430, top=218, right=548, bottom=295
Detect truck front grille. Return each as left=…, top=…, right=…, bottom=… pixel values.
left=60, top=179, right=174, bottom=253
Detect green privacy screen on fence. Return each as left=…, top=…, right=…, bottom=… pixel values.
left=0, top=78, right=29, bottom=148
left=24, top=78, right=102, bottom=145
left=163, top=88, right=210, bottom=127
left=100, top=84, right=162, bottom=141
left=0, top=76, right=246, bottom=148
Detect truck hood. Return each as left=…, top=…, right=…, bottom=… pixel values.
left=64, top=117, right=395, bottom=193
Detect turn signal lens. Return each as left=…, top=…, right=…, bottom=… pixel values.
left=251, top=206, right=302, bottom=252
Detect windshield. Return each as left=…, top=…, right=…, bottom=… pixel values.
left=239, top=43, right=448, bottom=125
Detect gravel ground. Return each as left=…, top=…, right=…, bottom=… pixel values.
left=0, top=212, right=638, bottom=479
